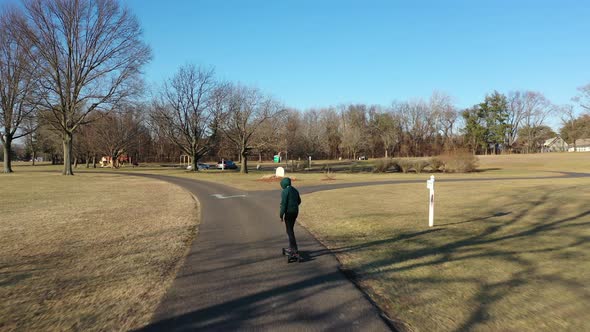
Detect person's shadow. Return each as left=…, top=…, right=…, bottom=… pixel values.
left=297, top=251, right=314, bottom=262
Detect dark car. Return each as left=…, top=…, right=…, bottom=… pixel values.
left=216, top=160, right=238, bottom=169
left=197, top=163, right=210, bottom=170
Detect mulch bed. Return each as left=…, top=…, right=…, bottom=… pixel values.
left=256, top=175, right=298, bottom=182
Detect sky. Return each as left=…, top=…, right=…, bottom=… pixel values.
left=121, top=0, right=590, bottom=115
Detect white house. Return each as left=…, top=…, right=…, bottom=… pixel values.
left=542, top=136, right=568, bottom=152
left=567, top=138, right=590, bottom=152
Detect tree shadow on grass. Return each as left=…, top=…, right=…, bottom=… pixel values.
left=335, top=185, right=590, bottom=331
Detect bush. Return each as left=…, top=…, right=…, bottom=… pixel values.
left=438, top=150, right=479, bottom=173
left=412, top=159, right=430, bottom=174
left=323, top=166, right=336, bottom=180
left=349, top=162, right=359, bottom=173
left=373, top=159, right=399, bottom=173
left=429, top=157, right=444, bottom=172
left=395, top=158, right=413, bottom=173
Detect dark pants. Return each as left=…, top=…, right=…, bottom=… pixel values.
left=284, top=212, right=298, bottom=251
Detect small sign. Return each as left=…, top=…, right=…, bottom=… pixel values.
left=276, top=167, right=285, bottom=177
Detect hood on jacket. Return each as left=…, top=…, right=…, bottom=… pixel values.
left=280, top=177, right=291, bottom=189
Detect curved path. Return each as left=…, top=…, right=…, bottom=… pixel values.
left=134, top=171, right=590, bottom=331
left=134, top=174, right=390, bottom=331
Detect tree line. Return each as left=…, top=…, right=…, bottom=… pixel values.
left=1, top=0, right=590, bottom=175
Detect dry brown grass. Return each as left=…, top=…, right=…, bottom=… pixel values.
left=0, top=171, right=199, bottom=331
left=299, top=178, right=590, bottom=331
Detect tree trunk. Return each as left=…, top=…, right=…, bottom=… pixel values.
left=2, top=136, right=13, bottom=173
left=32, top=150, right=36, bottom=166
left=62, top=132, right=74, bottom=175
left=191, top=152, right=198, bottom=172
left=240, top=146, right=248, bottom=174
left=86, top=153, right=90, bottom=168
left=92, top=155, right=96, bottom=168
left=385, top=149, right=388, bottom=159
left=74, top=157, right=78, bottom=168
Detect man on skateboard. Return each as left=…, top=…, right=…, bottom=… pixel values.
left=279, top=177, right=302, bottom=261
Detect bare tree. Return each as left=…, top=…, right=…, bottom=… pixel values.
left=152, top=65, right=218, bottom=171
left=340, top=104, right=367, bottom=160
left=397, top=100, right=437, bottom=156
left=76, top=118, right=98, bottom=168
left=252, top=114, right=281, bottom=162
left=17, top=0, right=151, bottom=175
left=430, top=92, right=457, bottom=151
left=318, top=108, right=341, bottom=159
left=374, top=109, right=400, bottom=158
left=560, top=104, right=579, bottom=150
left=93, top=106, right=143, bottom=167
left=221, top=84, right=283, bottom=174
left=520, top=92, right=553, bottom=153
left=300, top=109, right=323, bottom=158
left=573, top=83, right=590, bottom=111
left=506, top=91, right=527, bottom=152
left=0, top=7, right=38, bottom=173
left=280, top=109, right=303, bottom=161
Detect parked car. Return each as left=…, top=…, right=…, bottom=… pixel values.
left=216, top=160, right=238, bottom=169
left=197, top=163, right=210, bottom=170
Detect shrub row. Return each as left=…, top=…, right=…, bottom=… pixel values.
left=372, top=150, right=479, bottom=173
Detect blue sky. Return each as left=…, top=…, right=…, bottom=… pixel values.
left=123, top=0, right=590, bottom=114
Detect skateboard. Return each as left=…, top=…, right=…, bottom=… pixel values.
left=282, top=248, right=302, bottom=263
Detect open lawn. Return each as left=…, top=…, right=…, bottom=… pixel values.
left=3, top=153, right=588, bottom=331
left=0, top=170, right=199, bottom=331
left=298, top=177, right=590, bottom=331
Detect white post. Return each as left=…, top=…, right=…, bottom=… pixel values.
left=426, top=175, right=435, bottom=227
left=221, top=158, right=225, bottom=171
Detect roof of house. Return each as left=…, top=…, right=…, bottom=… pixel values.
left=543, top=136, right=567, bottom=146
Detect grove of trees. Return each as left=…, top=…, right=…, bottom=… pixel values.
left=1, top=0, right=589, bottom=174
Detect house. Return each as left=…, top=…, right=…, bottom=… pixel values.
left=542, top=136, right=568, bottom=152
left=567, top=138, right=590, bottom=152
left=99, top=155, right=131, bottom=167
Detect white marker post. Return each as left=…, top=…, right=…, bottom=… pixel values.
left=426, top=175, right=435, bottom=227
left=221, top=158, right=225, bottom=171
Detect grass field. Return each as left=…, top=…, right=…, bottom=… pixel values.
left=0, top=171, right=199, bottom=331
left=297, top=161, right=590, bottom=331
left=3, top=153, right=589, bottom=331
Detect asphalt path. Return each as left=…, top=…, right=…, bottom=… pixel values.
left=131, top=171, right=590, bottom=331
left=133, top=174, right=391, bottom=331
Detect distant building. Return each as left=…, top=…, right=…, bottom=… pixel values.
left=542, top=136, right=568, bottom=152
left=568, top=138, right=590, bottom=152
left=99, top=155, right=131, bottom=167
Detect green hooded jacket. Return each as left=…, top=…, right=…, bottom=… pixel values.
left=280, top=177, right=301, bottom=218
